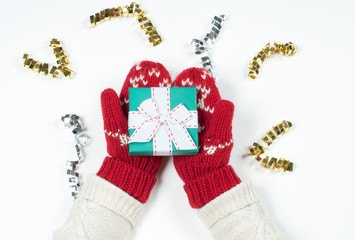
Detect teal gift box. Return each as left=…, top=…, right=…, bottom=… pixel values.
left=128, top=87, right=198, bottom=156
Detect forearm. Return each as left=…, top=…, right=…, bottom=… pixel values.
left=53, top=174, right=142, bottom=240
left=197, top=182, right=284, bottom=240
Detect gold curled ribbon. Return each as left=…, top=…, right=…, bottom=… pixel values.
left=89, top=2, right=162, bottom=47
left=248, top=120, right=294, bottom=172
left=256, top=154, right=293, bottom=172
left=248, top=42, right=297, bottom=79
left=23, top=38, right=74, bottom=79
left=191, top=15, right=225, bottom=74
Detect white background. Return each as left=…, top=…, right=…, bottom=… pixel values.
left=0, top=0, right=354, bottom=239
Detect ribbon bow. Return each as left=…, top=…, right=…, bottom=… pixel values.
left=129, top=98, right=197, bottom=151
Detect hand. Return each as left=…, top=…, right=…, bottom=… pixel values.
left=172, top=68, right=241, bottom=208
left=97, top=61, right=172, bottom=203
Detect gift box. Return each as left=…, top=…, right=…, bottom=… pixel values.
left=128, top=87, right=198, bottom=156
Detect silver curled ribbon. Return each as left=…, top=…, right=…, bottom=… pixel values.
left=61, top=114, right=90, bottom=200
left=191, top=14, right=225, bottom=74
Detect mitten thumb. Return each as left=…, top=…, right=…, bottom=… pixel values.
left=101, top=88, right=129, bottom=158
left=204, top=100, right=235, bottom=144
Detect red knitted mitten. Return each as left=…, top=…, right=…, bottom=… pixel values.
left=97, top=61, right=172, bottom=203
left=172, top=68, right=241, bottom=208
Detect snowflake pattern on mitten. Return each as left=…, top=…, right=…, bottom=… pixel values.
left=172, top=67, right=242, bottom=208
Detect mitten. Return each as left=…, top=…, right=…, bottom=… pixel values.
left=54, top=61, right=172, bottom=240
left=172, top=68, right=241, bottom=208
left=97, top=60, right=172, bottom=203
left=172, top=68, right=284, bottom=240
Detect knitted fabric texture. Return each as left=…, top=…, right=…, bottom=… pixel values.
left=54, top=175, right=143, bottom=240
left=97, top=61, right=172, bottom=203
left=198, top=182, right=284, bottom=240
left=172, top=68, right=241, bottom=208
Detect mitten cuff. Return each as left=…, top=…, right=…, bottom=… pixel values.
left=97, top=157, right=156, bottom=203
left=79, top=174, right=143, bottom=226
left=197, top=181, right=258, bottom=228
left=183, top=165, right=241, bottom=208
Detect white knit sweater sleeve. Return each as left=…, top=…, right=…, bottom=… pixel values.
left=197, top=182, right=285, bottom=240
left=53, top=174, right=143, bottom=240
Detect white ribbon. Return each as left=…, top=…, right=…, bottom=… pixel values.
left=129, top=88, right=197, bottom=155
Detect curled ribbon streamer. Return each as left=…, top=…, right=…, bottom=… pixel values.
left=61, top=114, right=90, bottom=200
left=256, top=154, right=293, bottom=172
left=129, top=98, right=197, bottom=153
left=248, top=120, right=294, bottom=172
left=23, top=38, right=74, bottom=79
left=191, top=15, right=225, bottom=74
left=248, top=41, right=297, bottom=79
left=90, top=2, right=162, bottom=46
